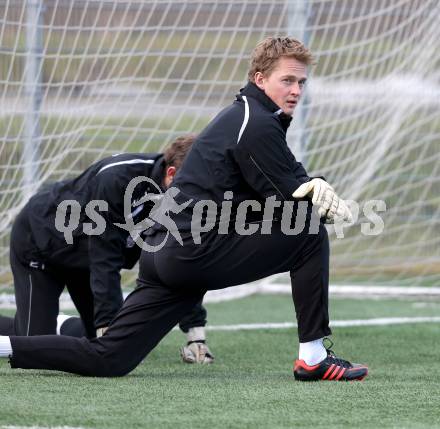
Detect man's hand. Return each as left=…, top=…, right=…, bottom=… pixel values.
left=292, top=178, right=352, bottom=223
left=96, top=326, right=108, bottom=337
left=180, top=341, right=214, bottom=364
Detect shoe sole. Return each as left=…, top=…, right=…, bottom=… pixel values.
left=294, top=368, right=368, bottom=382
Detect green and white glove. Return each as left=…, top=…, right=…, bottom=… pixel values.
left=292, top=178, right=352, bottom=223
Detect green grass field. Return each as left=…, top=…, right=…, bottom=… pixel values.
left=0, top=295, right=439, bottom=429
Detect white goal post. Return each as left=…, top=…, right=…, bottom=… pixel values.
left=0, top=0, right=439, bottom=292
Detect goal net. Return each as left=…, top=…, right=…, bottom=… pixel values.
left=1, top=0, right=439, bottom=293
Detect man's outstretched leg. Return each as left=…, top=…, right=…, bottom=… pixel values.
left=56, top=295, right=214, bottom=364
left=4, top=281, right=205, bottom=377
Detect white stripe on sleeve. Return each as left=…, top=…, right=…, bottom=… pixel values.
left=97, top=159, right=155, bottom=174
left=237, top=95, right=250, bottom=144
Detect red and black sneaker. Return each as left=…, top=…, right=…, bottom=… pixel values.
left=293, top=340, right=368, bottom=381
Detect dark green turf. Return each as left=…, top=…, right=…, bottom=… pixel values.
left=204, top=295, right=440, bottom=325
left=0, top=325, right=439, bottom=428
left=0, top=296, right=439, bottom=428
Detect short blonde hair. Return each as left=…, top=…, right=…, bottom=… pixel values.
left=248, top=37, right=314, bottom=83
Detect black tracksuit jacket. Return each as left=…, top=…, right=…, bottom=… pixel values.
left=169, top=81, right=312, bottom=230
left=19, top=153, right=164, bottom=328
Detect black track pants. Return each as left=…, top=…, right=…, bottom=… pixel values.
left=60, top=299, right=207, bottom=337
left=2, top=207, right=208, bottom=343
left=148, top=223, right=331, bottom=342
left=178, top=301, right=207, bottom=333
left=0, top=209, right=96, bottom=337
left=10, top=222, right=330, bottom=376
left=11, top=282, right=205, bottom=376
left=0, top=253, right=97, bottom=338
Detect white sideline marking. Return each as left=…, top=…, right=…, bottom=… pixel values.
left=201, top=317, right=440, bottom=331
left=1, top=427, right=86, bottom=429
left=1, top=283, right=440, bottom=310
left=204, top=282, right=440, bottom=303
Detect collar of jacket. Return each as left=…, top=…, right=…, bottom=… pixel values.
left=238, top=81, right=293, bottom=131
left=150, top=154, right=166, bottom=191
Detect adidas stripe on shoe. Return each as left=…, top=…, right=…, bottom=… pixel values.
left=293, top=340, right=368, bottom=381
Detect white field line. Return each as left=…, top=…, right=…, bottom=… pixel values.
left=204, top=283, right=440, bottom=303
left=1, top=283, right=440, bottom=310
left=1, top=427, right=86, bottom=429
left=199, top=317, right=440, bottom=332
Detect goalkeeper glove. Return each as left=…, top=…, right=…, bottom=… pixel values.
left=292, top=178, right=352, bottom=223
left=180, top=327, right=214, bottom=364
left=180, top=341, right=215, bottom=364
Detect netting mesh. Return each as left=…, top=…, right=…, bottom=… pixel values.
left=1, top=0, right=439, bottom=288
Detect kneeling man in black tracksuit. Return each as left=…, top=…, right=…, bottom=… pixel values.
left=0, top=135, right=213, bottom=364
left=0, top=37, right=367, bottom=381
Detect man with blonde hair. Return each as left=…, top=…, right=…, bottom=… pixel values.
left=0, top=37, right=367, bottom=381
